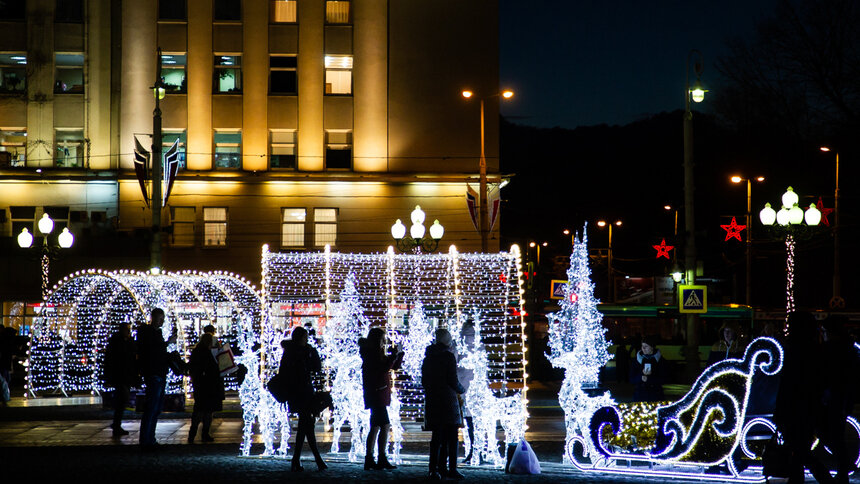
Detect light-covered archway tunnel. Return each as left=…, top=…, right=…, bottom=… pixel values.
left=27, top=269, right=261, bottom=397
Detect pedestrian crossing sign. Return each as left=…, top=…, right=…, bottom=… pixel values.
left=679, top=284, right=707, bottom=313
left=550, top=280, right=568, bottom=300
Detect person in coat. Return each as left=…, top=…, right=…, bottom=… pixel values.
left=773, top=311, right=831, bottom=483
left=279, top=326, right=326, bottom=472
left=136, top=308, right=174, bottom=448
left=359, top=327, right=404, bottom=471
left=104, top=323, right=137, bottom=437
left=187, top=332, right=224, bottom=443
left=422, top=328, right=466, bottom=480
left=456, top=321, right=477, bottom=463
left=629, top=336, right=667, bottom=402
left=707, top=322, right=746, bottom=364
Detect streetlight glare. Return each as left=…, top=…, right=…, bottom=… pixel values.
left=541, top=242, right=548, bottom=247
left=562, top=229, right=570, bottom=235
left=664, top=205, right=672, bottom=211
left=820, top=146, right=831, bottom=152
left=614, top=220, right=622, bottom=226
left=461, top=90, right=473, bottom=98
left=501, top=90, right=514, bottom=99
left=529, top=242, right=536, bottom=248
left=756, top=176, right=765, bottom=182
left=597, top=220, right=607, bottom=227
left=730, top=176, right=743, bottom=183
left=690, top=87, right=705, bottom=103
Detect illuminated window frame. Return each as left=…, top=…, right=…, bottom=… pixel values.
left=314, top=208, right=338, bottom=247
left=203, top=207, right=228, bottom=247
left=270, top=0, right=297, bottom=23
left=281, top=208, right=306, bottom=248
left=170, top=206, right=196, bottom=247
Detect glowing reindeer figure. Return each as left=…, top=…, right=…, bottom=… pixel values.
left=323, top=274, right=371, bottom=462
left=459, top=321, right=528, bottom=467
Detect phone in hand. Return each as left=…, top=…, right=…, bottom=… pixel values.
left=643, top=363, right=652, bottom=374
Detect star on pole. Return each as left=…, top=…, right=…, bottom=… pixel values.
left=721, top=216, right=746, bottom=242
left=817, top=196, right=833, bottom=227
left=653, top=238, right=674, bottom=259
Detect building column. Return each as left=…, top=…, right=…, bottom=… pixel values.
left=297, top=0, right=324, bottom=171
left=26, top=0, right=55, bottom=168
left=353, top=0, right=388, bottom=172
left=242, top=0, right=268, bottom=171
left=187, top=0, right=213, bottom=170
left=119, top=0, right=156, bottom=170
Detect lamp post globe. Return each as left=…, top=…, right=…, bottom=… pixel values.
left=429, top=220, right=444, bottom=240
left=411, top=205, right=426, bottom=225
left=804, top=204, right=821, bottom=226
left=760, top=203, right=776, bottom=226
left=38, top=213, right=54, bottom=235
left=781, top=187, right=799, bottom=209
left=391, top=219, right=406, bottom=240
left=58, top=228, right=74, bottom=248
left=788, top=203, right=804, bottom=225
left=17, top=227, right=33, bottom=248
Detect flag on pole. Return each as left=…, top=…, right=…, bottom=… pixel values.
left=133, top=137, right=150, bottom=207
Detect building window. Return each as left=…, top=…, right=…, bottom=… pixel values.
left=170, top=206, right=195, bottom=247
left=0, top=2, right=25, bottom=20
left=162, top=130, right=186, bottom=169
left=161, top=53, right=187, bottom=93
left=55, top=129, right=85, bottom=168
left=203, top=207, right=228, bottom=247
left=324, top=55, right=352, bottom=95
left=0, top=54, right=27, bottom=93
left=281, top=208, right=306, bottom=248
left=55, top=0, right=84, bottom=23
left=271, top=0, right=297, bottom=23
left=159, top=0, right=187, bottom=20
left=10, top=206, right=35, bottom=238
left=0, top=129, right=26, bottom=167
left=325, top=130, right=352, bottom=170
left=325, top=1, right=350, bottom=24
left=214, top=55, right=242, bottom=93
left=214, top=130, right=241, bottom=169
left=55, top=53, right=84, bottom=94
left=270, top=55, right=297, bottom=94
left=214, top=0, right=241, bottom=21
left=314, top=208, right=337, bottom=247
left=270, top=130, right=296, bottom=169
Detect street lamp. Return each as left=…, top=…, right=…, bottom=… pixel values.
left=760, top=187, right=820, bottom=326
left=819, top=146, right=843, bottom=309
left=730, top=174, right=765, bottom=306
left=18, top=213, right=74, bottom=299
left=391, top=205, right=444, bottom=253
left=461, top=88, right=515, bottom=252
left=597, top=219, right=622, bottom=302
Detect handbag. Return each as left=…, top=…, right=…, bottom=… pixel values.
left=312, top=391, right=333, bottom=415
left=266, top=372, right=290, bottom=404
left=212, top=343, right=238, bottom=377
left=762, top=433, right=791, bottom=478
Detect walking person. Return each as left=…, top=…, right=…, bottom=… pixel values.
left=629, top=336, right=667, bottom=403
left=0, top=325, right=15, bottom=387
left=457, top=321, right=476, bottom=463
left=279, top=326, right=327, bottom=472
left=187, top=332, right=224, bottom=443
left=773, top=312, right=831, bottom=483
left=359, top=327, right=404, bottom=471
left=423, top=328, right=466, bottom=480
left=104, top=323, right=137, bottom=437
left=136, top=308, right=174, bottom=449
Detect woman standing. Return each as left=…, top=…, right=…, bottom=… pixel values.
left=187, top=332, right=224, bottom=443
left=423, top=328, right=466, bottom=480
left=629, top=337, right=666, bottom=403
left=359, top=327, right=404, bottom=470
left=279, top=326, right=326, bottom=472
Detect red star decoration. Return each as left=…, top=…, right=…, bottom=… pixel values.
left=498, top=273, right=507, bottom=283
left=817, top=196, right=833, bottom=227
left=653, top=238, right=674, bottom=259
left=721, top=216, right=746, bottom=242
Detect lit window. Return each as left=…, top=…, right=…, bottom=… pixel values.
left=324, top=55, right=352, bottom=95
left=325, top=1, right=350, bottom=24
left=171, top=207, right=195, bottom=246
left=314, top=208, right=337, bottom=247
left=281, top=208, right=306, bottom=247
left=214, top=55, right=242, bottom=93
left=55, top=129, right=85, bottom=168
left=159, top=0, right=187, bottom=20
left=271, top=0, right=297, bottom=23
left=161, top=53, right=187, bottom=93
left=214, top=0, right=241, bottom=21
left=325, top=130, right=352, bottom=170
left=270, top=130, right=296, bottom=169
left=270, top=55, right=297, bottom=94
left=55, top=53, right=84, bottom=94
left=203, top=207, right=228, bottom=247
left=162, top=130, right=186, bottom=169
left=0, top=129, right=26, bottom=167
left=0, top=54, right=26, bottom=93
left=55, top=0, right=83, bottom=23
left=214, top=130, right=241, bottom=169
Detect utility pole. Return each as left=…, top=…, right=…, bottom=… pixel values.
left=151, top=47, right=164, bottom=272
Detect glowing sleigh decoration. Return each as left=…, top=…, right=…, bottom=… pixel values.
left=569, top=337, right=860, bottom=482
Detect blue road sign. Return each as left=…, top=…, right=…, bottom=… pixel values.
left=550, top=280, right=567, bottom=300
left=679, top=284, right=707, bottom=313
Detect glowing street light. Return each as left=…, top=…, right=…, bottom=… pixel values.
left=18, top=213, right=74, bottom=299
left=391, top=205, right=444, bottom=253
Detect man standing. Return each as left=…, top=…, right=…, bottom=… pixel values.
left=137, top=308, right=173, bottom=448
left=104, top=323, right=137, bottom=437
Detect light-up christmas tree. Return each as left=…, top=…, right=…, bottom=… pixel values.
left=401, top=301, right=433, bottom=383
left=323, top=273, right=371, bottom=461
left=547, top=224, right=614, bottom=462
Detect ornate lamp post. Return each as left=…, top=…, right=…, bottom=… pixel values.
left=759, top=187, right=820, bottom=325
left=730, top=175, right=765, bottom=306
left=18, top=213, right=74, bottom=299
left=391, top=205, right=444, bottom=253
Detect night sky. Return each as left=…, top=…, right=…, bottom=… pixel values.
left=499, top=0, right=779, bottom=129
